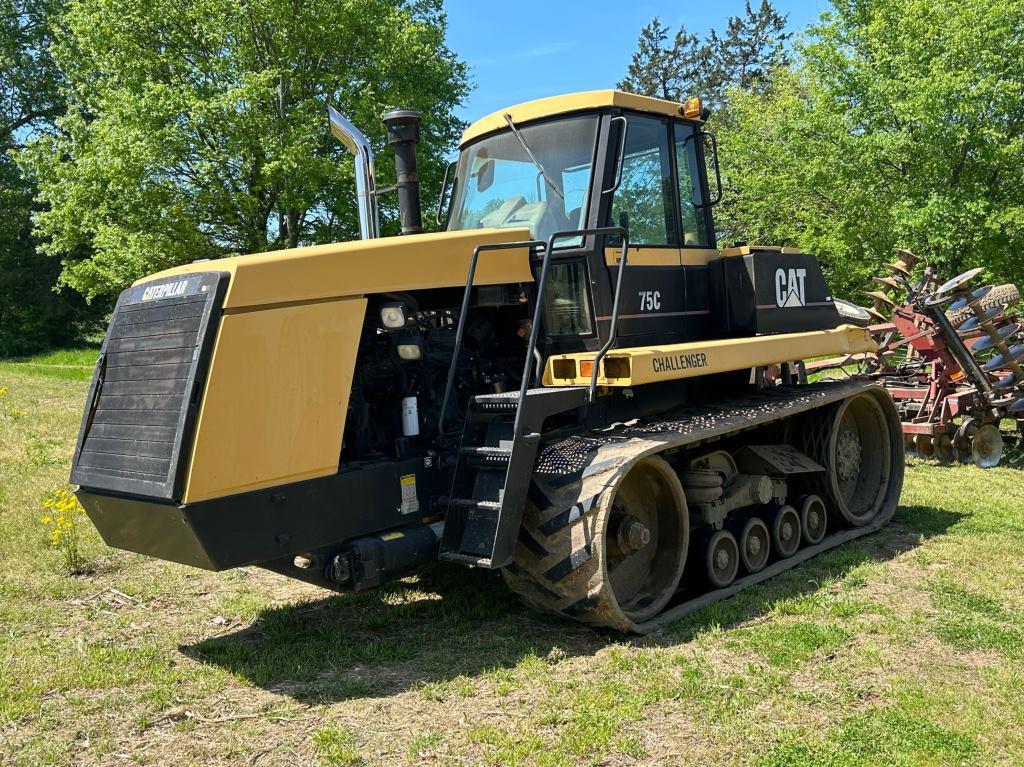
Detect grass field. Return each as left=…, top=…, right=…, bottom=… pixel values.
left=2, top=348, right=1023, bottom=766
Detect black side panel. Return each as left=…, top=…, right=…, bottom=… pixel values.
left=70, top=272, right=229, bottom=501
left=77, top=455, right=443, bottom=570
left=709, top=252, right=841, bottom=336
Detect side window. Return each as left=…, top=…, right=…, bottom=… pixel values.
left=543, top=261, right=594, bottom=336
left=608, top=116, right=677, bottom=246
left=674, top=124, right=710, bottom=246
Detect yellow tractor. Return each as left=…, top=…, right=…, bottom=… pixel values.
left=70, top=90, right=903, bottom=632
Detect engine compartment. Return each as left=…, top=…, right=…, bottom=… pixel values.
left=341, top=289, right=531, bottom=463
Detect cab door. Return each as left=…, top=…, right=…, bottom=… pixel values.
left=672, top=118, right=719, bottom=342
left=601, top=113, right=685, bottom=345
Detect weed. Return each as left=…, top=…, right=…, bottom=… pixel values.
left=313, top=726, right=362, bottom=766
left=0, top=386, right=25, bottom=419
left=406, top=730, right=444, bottom=760
left=40, top=488, right=88, bottom=574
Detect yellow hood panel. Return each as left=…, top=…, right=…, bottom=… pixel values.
left=136, top=228, right=535, bottom=310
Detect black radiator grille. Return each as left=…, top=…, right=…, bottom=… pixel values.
left=71, top=272, right=228, bottom=501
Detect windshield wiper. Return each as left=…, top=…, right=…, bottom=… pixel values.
left=503, top=113, right=564, bottom=201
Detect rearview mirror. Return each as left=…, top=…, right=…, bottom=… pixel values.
left=475, top=158, right=495, bottom=193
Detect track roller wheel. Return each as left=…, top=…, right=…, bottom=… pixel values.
left=503, top=455, right=688, bottom=633
left=704, top=529, right=739, bottom=588
left=733, top=517, right=770, bottom=574
left=770, top=505, right=801, bottom=558
left=797, top=495, right=827, bottom=545
left=800, top=391, right=899, bottom=527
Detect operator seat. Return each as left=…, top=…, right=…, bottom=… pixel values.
left=479, top=196, right=526, bottom=228
left=503, top=201, right=556, bottom=237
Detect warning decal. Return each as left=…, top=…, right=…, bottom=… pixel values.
left=400, top=474, right=419, bottom=514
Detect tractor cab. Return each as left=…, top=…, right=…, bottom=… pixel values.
left=445, top=90, right=722, bottom=356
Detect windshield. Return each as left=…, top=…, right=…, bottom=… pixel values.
left=448, top=115, right=600, bottom=244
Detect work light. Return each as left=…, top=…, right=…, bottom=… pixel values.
left=396, top=343, right=422, bottom=361
left=380, top=302, right=407, bottom=329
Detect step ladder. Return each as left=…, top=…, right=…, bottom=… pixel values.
left=439, top=386, right=588, bottom=567
left=437, top=227, right=630, bottom=569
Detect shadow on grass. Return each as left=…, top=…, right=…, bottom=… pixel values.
left=184, top=503, right=963, bottom=703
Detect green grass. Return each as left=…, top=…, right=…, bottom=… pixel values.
left=0, top=344, right=100, bottom=382
left=2, top=350, right=1024, bottom=765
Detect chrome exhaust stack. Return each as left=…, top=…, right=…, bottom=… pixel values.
left=328, top=105, right=379, bottom=240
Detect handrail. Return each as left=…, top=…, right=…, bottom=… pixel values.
left=438, top=238, right=544, bottom=437
left=514, top=227, right=629, bottom=439
left=587, top=227, right=630, bottom=402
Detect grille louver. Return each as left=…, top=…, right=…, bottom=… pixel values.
left=71, top=272, right=228, bottom=501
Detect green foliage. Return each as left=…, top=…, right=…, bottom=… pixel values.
left=312, top=726, right=362, bottom=766
left=0, top=0, right=63, bottom=146
left=618, top=2, right=790, bottom=108
left=22, top=0, right=469, bottom=301
left=618, top=17, right=705, bottom=103
left=715, top=0, right=1024, bottom=298
left=0, top=0, right=98, bottom=355
left=0, top=158, right=77, bottom=355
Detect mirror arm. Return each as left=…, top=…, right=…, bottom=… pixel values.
left=696, top=130, right=723, bottom=208
left=435, top=159, right=457, bottom=227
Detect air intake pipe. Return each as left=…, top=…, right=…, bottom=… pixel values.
left=328, top=105, right=379, bottom=240
left=382, top=108, right=423, bottom=235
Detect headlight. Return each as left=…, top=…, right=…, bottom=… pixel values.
left=396, top=343, right=422, bottom=361
left=380, top=303, right=407, bottom=329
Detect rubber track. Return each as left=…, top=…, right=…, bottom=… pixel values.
left=502, top=380, right=904, bottom=634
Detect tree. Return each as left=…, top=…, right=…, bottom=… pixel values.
left=715, top=0, right=1024, bottom=299
left=618, top=2, right=790, bottom=109
left=704, top=0, right=790, bottom=106
left=22, top=0, right=469, bottom=302
left=0, top=0, right=89, bottom=355
left=618, top=17, right=703, bottom=102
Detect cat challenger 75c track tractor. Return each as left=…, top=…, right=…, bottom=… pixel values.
left=71, top=91, right=903, bottom=632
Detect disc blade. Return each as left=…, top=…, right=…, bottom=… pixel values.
left=932, top=433, right=954, bottom=463
left=981, top=343, right=1024, bottom=371
left=936, top=267, right=984, bottom=296
left=992, top=372, right=1019, bottom=392
left=893, top=248, right=921, bottom=268
left=968, top=286, right=999, bottom=309
left=866, top=307, right=889, bottom=323
left=872, top=275, right=901, bottom=291
left=971, top=424, right=1003, bottom=469
left=971, top=323, right=1021, bottom=353
left=958, top=304, right=1007, bottom=333
left=948, top=285, right=994, bottom=312
left=884, top=261, right=912, bottom=277
left=867, top=290, right=896, bottom=307
left=914, top=434, right=935, bottom=457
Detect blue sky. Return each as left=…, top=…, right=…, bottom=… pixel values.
left=444, top=0, right=831, bottom=122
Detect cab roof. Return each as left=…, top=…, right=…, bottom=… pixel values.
left=459, top=89, right=693, bottom=147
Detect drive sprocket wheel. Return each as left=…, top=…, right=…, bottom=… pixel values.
left=799, top=391, right=898, bottom=527
left=502, top=455, right=689, bottom=633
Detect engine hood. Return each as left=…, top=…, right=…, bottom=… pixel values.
left=136, top=227, right=535, bottom=311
